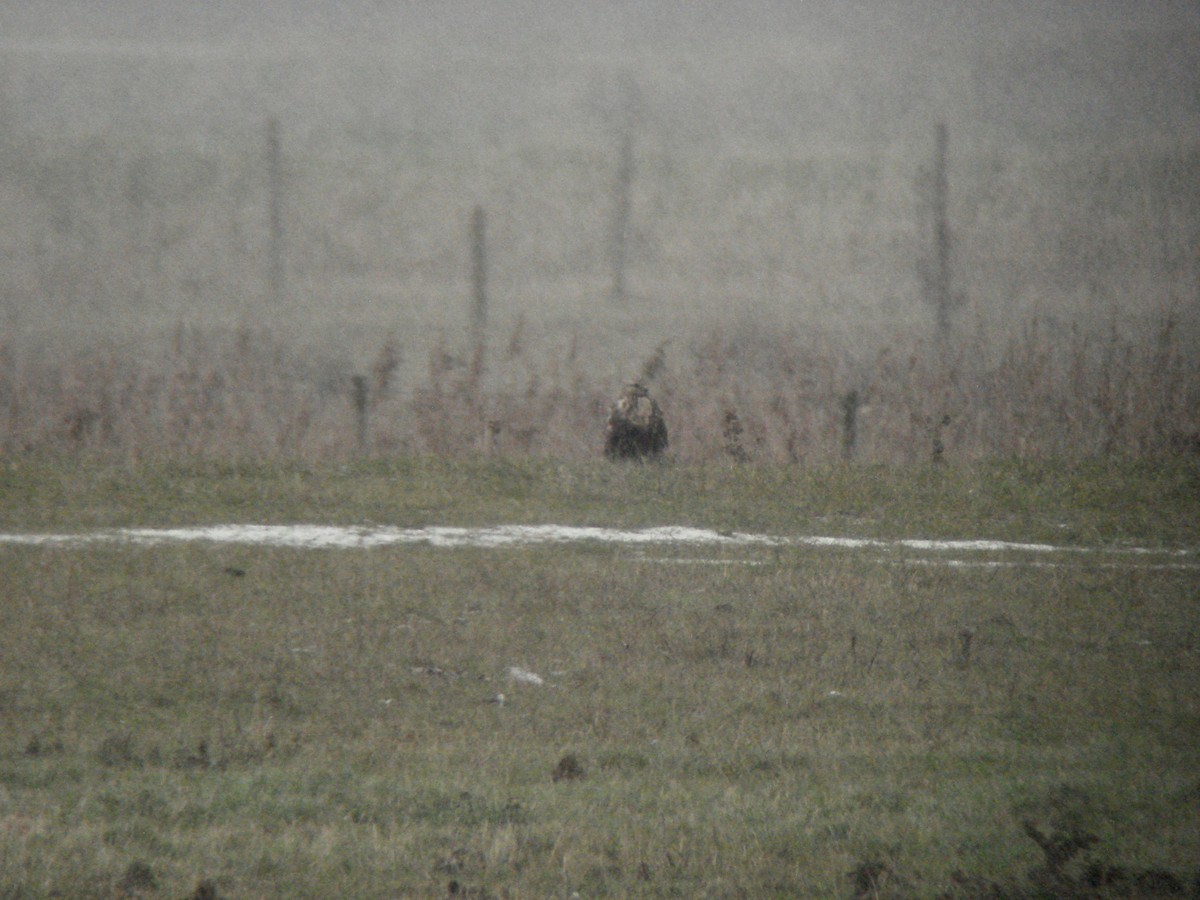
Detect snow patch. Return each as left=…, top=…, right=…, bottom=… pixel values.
left=0, top=523, right=1194, bottom=568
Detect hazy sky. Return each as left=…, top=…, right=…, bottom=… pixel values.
left=2, top=1, right=1197, bottom=45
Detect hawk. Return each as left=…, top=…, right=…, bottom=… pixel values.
left=604, top=382, right=668, bottom=460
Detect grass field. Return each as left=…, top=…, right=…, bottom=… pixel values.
left=1, top=456, right=1198, bottom=897
left=1, top=4, right=1199, bottom=894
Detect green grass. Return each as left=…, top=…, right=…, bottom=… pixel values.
left=2, top=455, right=1197, bottom=545
left=1, top=457, right=1198, bottom=897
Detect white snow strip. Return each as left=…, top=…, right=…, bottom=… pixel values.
left=0, top=524, right=1192, bottom=563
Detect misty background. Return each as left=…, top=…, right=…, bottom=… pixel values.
left=0, top=0, right=1197, bottom=459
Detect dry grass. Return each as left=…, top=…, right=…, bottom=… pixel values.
left=1, top=12, right=1197, bottom=475
left=1, top=315, right=1196, bottom=465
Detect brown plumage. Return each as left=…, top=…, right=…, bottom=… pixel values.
left=604, top=382, right=668, bottom=460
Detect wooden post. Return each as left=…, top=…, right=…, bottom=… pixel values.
left=609, top=130, right=634, bottom=304
left=841, top=390, right=860, bottom=461
left=470, top=205, right=487, bottom=332
left=266, top=117, right=285, bottom=304
left=917, top=122, right=962, bottom=347
left=124, top=154, right=153, bottom=291
left=931, top=122, right=951, bottom=335
left=351, top=375, right=368, bottom=452
left=932, top=413, right=951, bottom=464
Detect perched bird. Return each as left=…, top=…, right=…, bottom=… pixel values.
left=604, top=382, right=668, bottom=461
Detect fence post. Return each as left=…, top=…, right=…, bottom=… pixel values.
left=609, top=130, right=634, bottom=304
left=841, top=390, right=860, bottom=461
left=917, top=122, right=963, bottom=347
left=352, top=375, right=369, bottom=453
left=471, top=205, right=487, bottom=332
left=266, top=117, right=286, bottom=304
left=931, top=413, right=951, bottom=464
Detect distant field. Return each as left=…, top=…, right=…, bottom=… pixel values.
left=1, top=5, right=1197, bottom=465
left=1, top=457, right=1197, bottom=896
left=0, top=8, right=1196, bottom=349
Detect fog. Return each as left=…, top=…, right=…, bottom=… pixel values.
left=0, top=1, right=1197, bottom=458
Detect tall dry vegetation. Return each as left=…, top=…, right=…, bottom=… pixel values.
left=2, top=315, right=1195, bottom=464
left=0, top=10, right=1197, bottom=467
